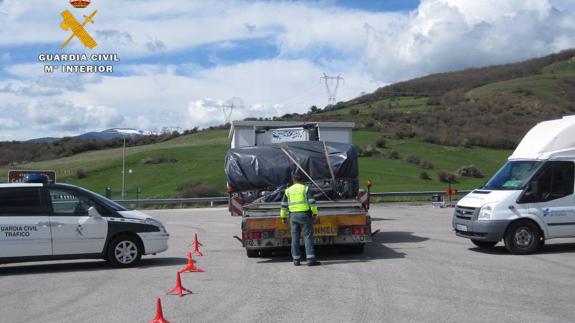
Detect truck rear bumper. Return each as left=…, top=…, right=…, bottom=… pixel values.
left=245, top=235, right=371, bottom=250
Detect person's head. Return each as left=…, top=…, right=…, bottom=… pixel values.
left=292, top=174, right=303, bottom=183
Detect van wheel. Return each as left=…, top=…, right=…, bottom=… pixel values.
left=471, top=240, right=497, bottom=248
left=107, top=235, right=142, bottom=267
left=504, top=221, right=542, bottom=255
left=246, top=249, right=259, bottom=258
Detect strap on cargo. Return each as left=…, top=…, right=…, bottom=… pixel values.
left=280, top=146, right=332, bottom=201
left=322, top=141, right=341, bottom=198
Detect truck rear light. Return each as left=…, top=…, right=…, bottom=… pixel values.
left=363, top=227, right=370, bottom=235
left=242, top=233, right=249, bottom=240
left=251, top=232, right=262, bottom=240
left=352, top=227, right=362, bottom=235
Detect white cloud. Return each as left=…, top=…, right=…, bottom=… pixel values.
left=25, top=100, right=124, bottom=133
left=363, top=0, right=575, bottom=82
left=0, top=0, right=574, bottom=140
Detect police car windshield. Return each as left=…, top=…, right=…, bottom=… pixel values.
left=75, top=187, right=131, bottom=211
left=483, top=160, right=542, bottom=190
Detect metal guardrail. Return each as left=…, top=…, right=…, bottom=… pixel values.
left=370, top=190, right=472, bottom=197
left=115, top=196, right=228, bottom=208
left=114, top=190, right=475, bottom=208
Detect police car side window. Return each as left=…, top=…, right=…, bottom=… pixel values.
left=49, top=189, right=93, bottom=216
left=0, top=188, right=44, bottom=216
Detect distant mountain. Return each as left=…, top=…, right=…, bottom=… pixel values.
left=29, top=128, right=154, bottom=142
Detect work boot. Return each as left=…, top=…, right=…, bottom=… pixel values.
left=293, top=259, right=301, bottom=266
left=307, top=259, right=321, bottom=266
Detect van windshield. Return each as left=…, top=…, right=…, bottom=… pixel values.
left=483, top=161, right=542, bottom=190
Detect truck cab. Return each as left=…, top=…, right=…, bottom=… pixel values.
left=453, top=116, right=575, bottom=254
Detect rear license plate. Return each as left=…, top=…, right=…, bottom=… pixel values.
left=456, top=224, right=468, bottom=232
left=313, top=224, right=337, bottom=237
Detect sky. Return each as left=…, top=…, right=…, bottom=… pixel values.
left=0, top=0, right=575, bottom=140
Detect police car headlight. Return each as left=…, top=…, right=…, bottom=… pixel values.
left=478, top=203, right=495, bottom=221
left=145, top=218, right=167, bottom=232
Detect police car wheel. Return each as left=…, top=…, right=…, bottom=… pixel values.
left=107, top=235, right=143, bottom=267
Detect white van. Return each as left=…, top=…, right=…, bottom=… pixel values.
left=453, top=116, right=575, bottom=254
left=0, top=183, right=169, bottom=267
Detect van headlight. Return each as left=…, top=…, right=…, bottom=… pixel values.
left=478, top=203, right=495, bottom=221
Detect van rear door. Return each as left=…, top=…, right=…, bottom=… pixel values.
left=0, top=187, right=52, bottom=258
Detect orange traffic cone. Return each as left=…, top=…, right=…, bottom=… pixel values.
left=166, top=271, right=192, bottom=297
left=150, top=298, right=170, bottom=323
left=179, top=252, right=205, bottom=273
left=191, top=233, right=204, bottom=256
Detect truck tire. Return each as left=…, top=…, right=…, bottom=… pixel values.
left=246, top=249, right=259, bottom=258
left=107, top=234, right=143, bottom=267
left=471, top=240, right=497, bottom=249
left=504, top=221, right=542, bottom=255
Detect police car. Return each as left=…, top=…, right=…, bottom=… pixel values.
left=0, top=182, right=169, bottom=267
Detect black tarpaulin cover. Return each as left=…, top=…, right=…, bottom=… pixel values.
left=224, top=141, right=358, bottom=193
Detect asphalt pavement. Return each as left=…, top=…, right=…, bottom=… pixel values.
left=2, top=204, right=575, bottom=323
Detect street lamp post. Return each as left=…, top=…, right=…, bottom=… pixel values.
left=121, top=135, right=126, bottom=200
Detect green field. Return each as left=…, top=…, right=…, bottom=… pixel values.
left=1, top=129, right=511, bottom=198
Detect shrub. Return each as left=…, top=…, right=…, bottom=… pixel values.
left=419, top=171, right=431, bottom=180
left=177, top=181, right=221, bottom=198
left=438, top=171, right=458, bottom=183
left=387, top=150, right=400, bottom=160
left=457, top=165, right=484, bottom=178
left=420, top=160, right=434, bottom=170
left=358, top=145, right=378, bottom=157
left=141, top=155, right=178, bottom=164
left=349, top=108, right=359, bottom=115
left=405, top=155, right=420, bottom=165
left=375, top=136, right=387, bottom=148
left=76, top=169, right=87, bottom=179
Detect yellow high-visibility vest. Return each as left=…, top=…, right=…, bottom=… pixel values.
left=286, top=183, right=310, bottom=213
left=280, top=183, right=318, bottom=218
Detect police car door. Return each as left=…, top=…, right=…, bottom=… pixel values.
left=0, top=186, right=52, bottom=258
left=48, top=188, right=108, bottom=255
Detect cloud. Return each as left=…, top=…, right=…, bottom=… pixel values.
left=0, top=0, right=575, bottom=140
left=25, top=100, right=124, bottom=132
left=363, top=0, right=575, bottom=82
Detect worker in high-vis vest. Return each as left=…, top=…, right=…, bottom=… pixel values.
left=280, top=174, right=321, bottom=266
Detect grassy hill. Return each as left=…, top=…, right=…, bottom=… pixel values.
left=0, top=129, right=510, bottom=198
left=292, top=49, right=575, bottom=149
left=8, top=50, right=575, bottom=197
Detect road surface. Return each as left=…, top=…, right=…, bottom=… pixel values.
left=2, top=204, right=575, bottom=322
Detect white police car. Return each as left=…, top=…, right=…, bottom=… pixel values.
left=0, top=183, right=169, bottom=267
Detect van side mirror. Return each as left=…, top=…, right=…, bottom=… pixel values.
left=88, top=206, right=101, bottom=218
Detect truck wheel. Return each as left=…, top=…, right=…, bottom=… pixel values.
left=107, top=235, right=143, bottom=267
left=504, top=221, right=542, bottom=255
left=246, top=249, right=259, bottom=258
left=471, top=240, right=497, bottom=249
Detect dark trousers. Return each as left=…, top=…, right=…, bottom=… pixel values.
left=290, top=212, right=315, bottom=260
